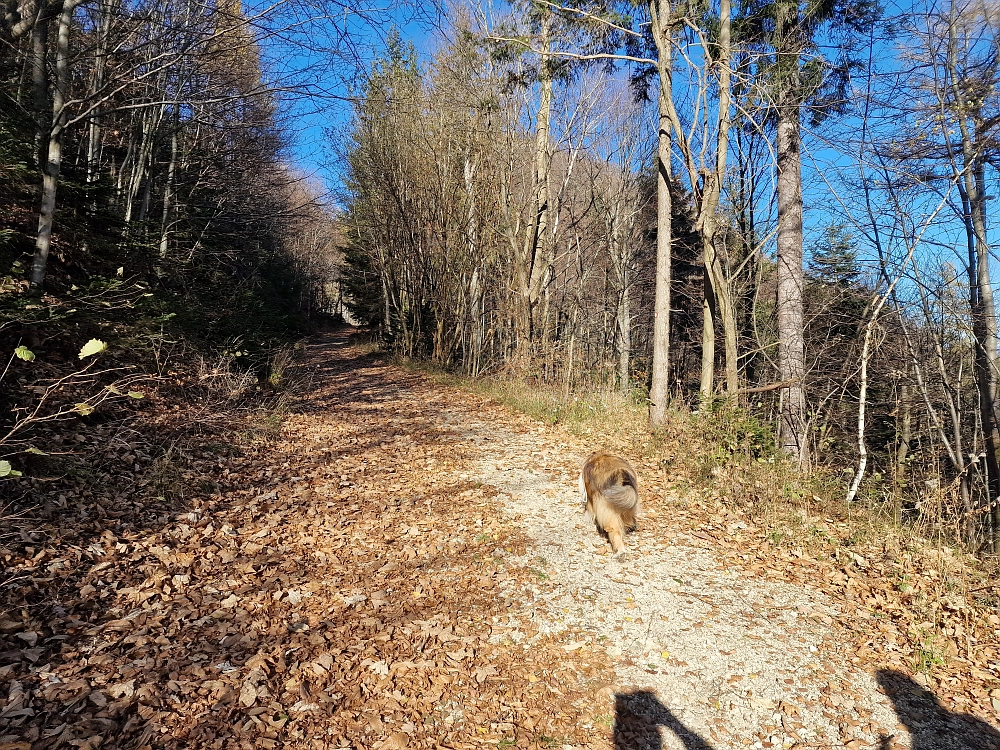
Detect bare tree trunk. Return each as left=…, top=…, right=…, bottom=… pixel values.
left=29, top=0, right=81, bottom=290
left=515, top=11, right=553, bottom=350
left=846, top=190, right=947, bottom=502
left=900, top=278, right=971, bottom=509
left=945, top=7, right=1000, bottom=550
left=661, top=0, right=735, bottom=400
left=125, top=105, right=163, bottom=224
left=774, top=3, right=808, bottom=467
left=969, top=156, right=1000, bottom=550
left=700, top=270, right=716, bottom=399
left=115, top=130, right=134, bottom=202
left=158, top=121, right=178, bottom=261
left=470, top=267, right=483, bottom=377
left=617, top=265, right=631, bottom=392
left=894, top=381, right=911, bottom=496
left=846, top=314, right=876, bottom=503
left=564, top=326, right=576, bottom=400
left=649, top=0, right=672, bottom=426
left=463, top=155, right=485, bottom=376
left=85, top=0, right=111, bottom=200
left=713, top=0, right=738, bottom=394
left=29, top=0, right=48, bottom=167
left=848, top=294, right=905, bottom=502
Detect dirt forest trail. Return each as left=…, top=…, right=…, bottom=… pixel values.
left=4, top=331, right=1000, bottom=750
left=271, top=331, right=999, bottom=750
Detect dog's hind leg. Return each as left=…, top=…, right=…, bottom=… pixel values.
left=607, top=524, right=625, bottom=554
left=595, top=505, right=626, bottom=553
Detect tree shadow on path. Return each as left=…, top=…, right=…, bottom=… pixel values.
left=614, top=690, right=714, bottom=750
left=877, top=669, right=1000, bottom=750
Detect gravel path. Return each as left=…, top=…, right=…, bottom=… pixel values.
left=436, top=407, right=969, bottom=750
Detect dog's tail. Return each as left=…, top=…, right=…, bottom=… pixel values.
left=600, top=469, right=639, bottom=511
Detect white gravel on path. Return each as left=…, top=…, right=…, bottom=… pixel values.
left=440, top=410, right=909, bottom=750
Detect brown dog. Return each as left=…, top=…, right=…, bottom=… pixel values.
left=579, top=451, right=639, bottom=553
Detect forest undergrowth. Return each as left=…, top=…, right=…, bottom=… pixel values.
left=0, top=271, right=319, bottom=736
left=392, top=350, right=1000, bottom=728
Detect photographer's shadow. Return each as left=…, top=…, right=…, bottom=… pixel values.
left=877, top=670, right=1000, bottom=749
left=614, top=690, right=714, bottom=750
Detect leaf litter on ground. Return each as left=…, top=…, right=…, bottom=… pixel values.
left=0, top=332, right=613, bottom=750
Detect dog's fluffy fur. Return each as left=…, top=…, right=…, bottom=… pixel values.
left=579, top=451, right=639, bottom=553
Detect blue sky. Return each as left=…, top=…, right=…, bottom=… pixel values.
left=256, top=3, right=441, bottom=192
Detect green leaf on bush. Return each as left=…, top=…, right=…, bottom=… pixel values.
left=14, top=345, right=34, bottom=361
left=0, top=461, right=22, bottom=477
left=79, top=339, right=107, bottom=359
left=128, top=391, right=145, bottom=399
left=74, top=402, right=95, bottom=416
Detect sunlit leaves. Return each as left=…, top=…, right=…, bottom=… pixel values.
left=79, top=339, right=108, bottom=359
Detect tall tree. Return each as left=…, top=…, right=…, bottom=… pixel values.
left=648, top=0, right=674, bottom=425
left=29, top=0, right=82, bottom=289
left=485, top=0, right=677, bottom=421
left=654, top=0, right=737, bottom=398
left=772, top=0, right=808, bottom=466
left=943, top=0, right=1000, bottom=549
left=518, top=8, right=554, bottom=350
left=896, top=0, right=1000, bottom=547
left=750, top=0, right=880, bottom=468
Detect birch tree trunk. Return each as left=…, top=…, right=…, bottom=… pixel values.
left=30, top=0, right=82, bottom=290
left=845, top=313, right=876, bottom=503
left=649, top=0, right=673, bottom=426
left=846, top=187, right=950, bottom=502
